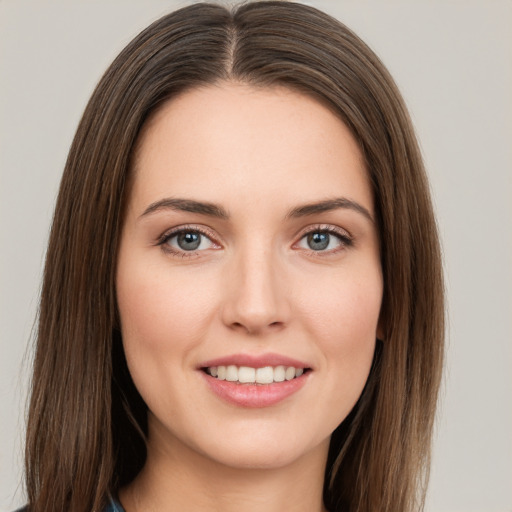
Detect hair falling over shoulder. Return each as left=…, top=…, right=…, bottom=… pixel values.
left=24, top=2, right=444, bottom=512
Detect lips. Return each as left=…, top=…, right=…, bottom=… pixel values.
left=198, top=353, right=312, bottom=408
left=200, top=352, right=310, bottom=369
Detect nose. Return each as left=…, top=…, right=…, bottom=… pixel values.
left=221, top=246, right=290, bottom=335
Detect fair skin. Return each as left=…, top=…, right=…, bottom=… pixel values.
left=116, top=82, right=383, bottom=512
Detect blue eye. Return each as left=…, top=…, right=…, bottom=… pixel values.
left=307, top=232, right=330, bottom=251
left=175, top=232, right=202, bottom=251
left=297, top=229, right=351, bottom=252
left=161, top=228, right=217, bottom=253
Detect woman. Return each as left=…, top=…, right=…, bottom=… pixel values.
left=23, top=2, right=444, bottom=512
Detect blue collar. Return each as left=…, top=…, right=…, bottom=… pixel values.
left=105, top=496, right=126, bottom=512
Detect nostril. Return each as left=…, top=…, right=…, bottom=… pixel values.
left=228, top=320, right=284, bottom=335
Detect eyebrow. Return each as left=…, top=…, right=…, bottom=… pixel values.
left=286, top=197, right=374, bottom=223
left=139, top=196, right=373, bottom=223
left=139, top=198, right=229, bottom=220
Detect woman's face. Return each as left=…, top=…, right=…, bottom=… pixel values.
left=116, top=83, right=383, bottom=470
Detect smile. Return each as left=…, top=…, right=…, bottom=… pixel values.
left=205, top=365, right=305, bottom=384
left=199, top=355, right=312, bottom=408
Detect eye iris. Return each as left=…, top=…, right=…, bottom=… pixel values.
left=307, top=232, right=330, bottom=250
left=177, top=232, right=201, bottom=250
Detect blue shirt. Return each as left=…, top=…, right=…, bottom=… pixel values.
left=104, top=497, right=126, bottom=512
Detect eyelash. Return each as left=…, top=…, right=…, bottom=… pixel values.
left=157, top=225, right=219, bottom=258
left=294, top=224, right=353, bottom=256
left=156, top=224, right=353, bottom=258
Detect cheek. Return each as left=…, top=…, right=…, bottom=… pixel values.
left=115, top=260, right=220, bottom=416
left=117, top=263, right=214, bottom=347
left=297, top=266, right=382, bottom=346
left=295, top=266, right=382, bottom=409
left=115, top=260, right=221, bottom=406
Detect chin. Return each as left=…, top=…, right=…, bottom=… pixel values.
left=205, top=447, right=310, bottom=471
left=193, top=426, right=330, bottom=471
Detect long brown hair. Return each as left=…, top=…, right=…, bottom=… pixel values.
left=25, top=2, right=444, bottom=512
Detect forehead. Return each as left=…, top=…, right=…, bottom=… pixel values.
left=130, top=82, right=372, bottom=215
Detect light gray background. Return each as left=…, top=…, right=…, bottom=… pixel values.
left=1, top=1, right=511, bottom=511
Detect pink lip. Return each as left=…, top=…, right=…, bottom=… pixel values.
left=198, top=352, right=312, bottom=408
left=201, top=371, right=310, bottom=408
left=199, top=352, right=311, bottom=370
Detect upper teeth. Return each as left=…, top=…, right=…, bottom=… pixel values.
left=208, top=365, right=304, bottom=384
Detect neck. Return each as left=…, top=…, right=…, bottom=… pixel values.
left=120, top=426, right=330, bottom=512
